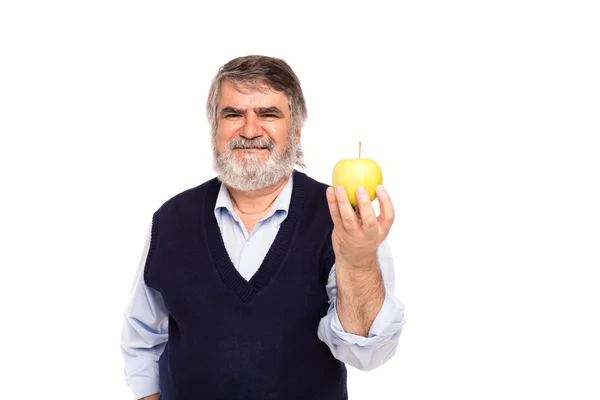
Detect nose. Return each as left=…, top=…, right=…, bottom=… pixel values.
left=240, top=113, right=262, bottom=139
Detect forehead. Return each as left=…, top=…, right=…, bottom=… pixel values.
left=218, top=80, right=290, bottom=111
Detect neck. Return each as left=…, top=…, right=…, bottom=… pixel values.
left=226, top=175, right=290, bottom=216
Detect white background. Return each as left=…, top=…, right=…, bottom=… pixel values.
left=1, top=1, right=599, bottom=399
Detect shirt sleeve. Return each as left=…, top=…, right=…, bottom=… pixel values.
left=317, top=239, right=406, bottom=371
left=120, top=221, right=169, bottom=399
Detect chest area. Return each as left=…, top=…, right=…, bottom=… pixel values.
left=153, top=233, right=330, bottom=320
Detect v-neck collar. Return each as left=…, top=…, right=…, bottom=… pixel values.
left=203, top=170, right=309, bottom=303
left=213, top=173, right=295, bottom=237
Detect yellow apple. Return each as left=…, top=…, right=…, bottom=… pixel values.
left=332, top=143, right=383, bottom=207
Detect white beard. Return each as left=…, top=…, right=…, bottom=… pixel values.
left=212, top=132, right=303, bottom=191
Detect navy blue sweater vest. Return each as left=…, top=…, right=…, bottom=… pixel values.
left=144, top=171, right=348, bottom=400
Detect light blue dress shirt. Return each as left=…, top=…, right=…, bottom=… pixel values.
left=120, top=173, right=406, bottom=399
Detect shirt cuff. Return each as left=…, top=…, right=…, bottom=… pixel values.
left=129, top=378, right=161, bottom=400
left=331, top=290, right=406, bottom=347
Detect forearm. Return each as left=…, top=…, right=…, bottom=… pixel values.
left=121, top=284, right=167, bottom=399
left=335, top=253, right=385, bottom=337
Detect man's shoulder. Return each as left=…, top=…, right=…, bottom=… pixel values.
left=294, top=170, right=330, bottom=193
left=156, top=176, right=219, bottom=214
left=293, top=170, right=331, bottom=215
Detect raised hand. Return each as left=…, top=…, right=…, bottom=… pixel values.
left=326, top=184, right=395, bottom=266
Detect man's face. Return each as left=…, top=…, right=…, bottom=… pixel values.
left=215, top=80, right=297, bottom=158
left=212, top=79, right=301, bottom=191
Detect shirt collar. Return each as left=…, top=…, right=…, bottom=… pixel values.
left=214, top=173, right=294, bottom=219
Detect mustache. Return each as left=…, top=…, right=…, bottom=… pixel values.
left=227, top=137, right=276, bottom=151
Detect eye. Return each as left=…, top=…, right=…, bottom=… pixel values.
left=224, top=113, right=241, bottom=119
left=262, top=114, right=280, bottom=119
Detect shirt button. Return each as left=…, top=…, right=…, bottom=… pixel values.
left=245, top=242, right=251, bottom=248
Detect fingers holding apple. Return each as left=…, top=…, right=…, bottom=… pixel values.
left=327, top=184, right=390, bottom=264
left=333, top=184, right=360, bottom=231
left=354, top=186, right=379, bottom=237
left=375, top=183, right=395, bottom=234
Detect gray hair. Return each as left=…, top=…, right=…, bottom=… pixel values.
left=206, top=55, right=308, bottom=136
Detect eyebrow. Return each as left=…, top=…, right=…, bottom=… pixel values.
left=256, top=107, right=284, bottom=116
left=219, top=106, right=285, bottom=117
left=219, top=107, right=244, bottom=116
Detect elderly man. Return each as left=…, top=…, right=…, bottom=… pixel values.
left=120, top=55, right=406, bottom=400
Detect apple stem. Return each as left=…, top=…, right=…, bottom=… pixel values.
left=359, top=141, right=362, bottom=159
